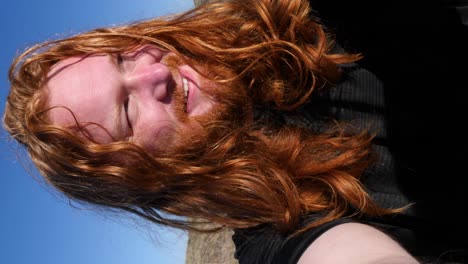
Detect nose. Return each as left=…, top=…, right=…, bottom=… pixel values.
left=124, top=51, right=172, bottom=101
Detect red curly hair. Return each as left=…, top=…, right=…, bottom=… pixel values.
left=3, top=0, right=402, bottom=235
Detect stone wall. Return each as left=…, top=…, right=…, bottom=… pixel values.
left=185, top=222, right=238, bottom=264
left=185, top=1, right=239, bottom=263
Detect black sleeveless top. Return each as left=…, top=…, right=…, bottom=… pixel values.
left=233, top=63, right=467, bottom=264
left=233, top=1, right=468, bottom=263
left=233, top=216, right=354, bottom=264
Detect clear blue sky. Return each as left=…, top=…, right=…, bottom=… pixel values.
left=0, top=1, right=196, bottom=264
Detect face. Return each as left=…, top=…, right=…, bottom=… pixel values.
left=46, top=45, right=216, bottom=150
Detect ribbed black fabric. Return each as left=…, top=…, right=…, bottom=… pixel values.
left=235, top=64, right=426, bottom=264
left=236, top=69, right=468, bottom=260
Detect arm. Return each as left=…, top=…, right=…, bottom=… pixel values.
left=297, top=223, right=419, bottom=264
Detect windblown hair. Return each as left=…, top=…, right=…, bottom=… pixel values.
left=3, top=0, right=401, bottom=235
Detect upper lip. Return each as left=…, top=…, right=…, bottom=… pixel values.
left=179, top=69, right=197, bottom=88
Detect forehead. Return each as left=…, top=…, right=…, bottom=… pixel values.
left=46, top=55, right=109, bottom=118
left=48, top=55, right=109, bottom=81
left=45, top=54, right=121, bottom=142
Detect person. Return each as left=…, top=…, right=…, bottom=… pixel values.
left=3, top=0, right=466, bottom=263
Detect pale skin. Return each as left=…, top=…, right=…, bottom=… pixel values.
left=46, top=45, right=419, bottom=264
left=297, top=223, right=420, bottom=264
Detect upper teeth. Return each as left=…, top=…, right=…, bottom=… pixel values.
left=182, top=77, right=188, bottom=98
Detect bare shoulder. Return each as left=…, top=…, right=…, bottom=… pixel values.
left=297, top=223, right=420, bottom=264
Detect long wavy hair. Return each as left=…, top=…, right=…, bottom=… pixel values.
left=3, top=0, right=402, bottom=235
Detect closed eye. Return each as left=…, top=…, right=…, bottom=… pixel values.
left=116, top=54, right=124, bottom=65
left=115, top=54, right=126, bottom=73
left=123, top=97, right=132, bottom=132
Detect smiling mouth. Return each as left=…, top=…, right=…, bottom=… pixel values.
left=181, top=76, right=191, bottom=114
left=182, top=76, right=189, bottom=102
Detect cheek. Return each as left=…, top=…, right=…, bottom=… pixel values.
left=84, top=125, right=117, bottom=143
left=134, top=124, right=178, bottom=152
left=163, top=121, right=208, bottom=157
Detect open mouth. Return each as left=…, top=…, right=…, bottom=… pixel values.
left=182, top=76, right=189, bottom=103
left=180, top=74, right=198, bottom=114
